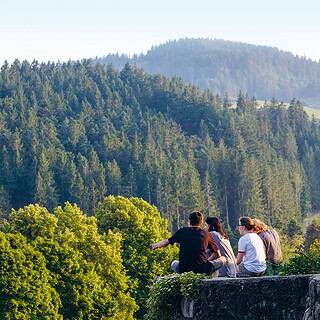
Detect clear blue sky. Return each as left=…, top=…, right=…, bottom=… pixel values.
left=1, top=0, right=320, bottom=63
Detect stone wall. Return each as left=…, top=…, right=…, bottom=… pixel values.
left=303, top=275, right=320, bottom=320
left=175, top=275, right=312, bottom=320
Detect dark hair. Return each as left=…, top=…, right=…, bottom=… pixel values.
left=205, top=217, right=229, bottom=239
left=239, top=217, right=255, bottom=231
left=189, top=211, right=204, bottom=226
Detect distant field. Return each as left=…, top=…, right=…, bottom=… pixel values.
left=303, top=106, right=320, bottom=119
left=250, top=100, right=320, bottom=120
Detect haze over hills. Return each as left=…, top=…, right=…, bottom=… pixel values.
left=97, top=38, right=320, bottom=107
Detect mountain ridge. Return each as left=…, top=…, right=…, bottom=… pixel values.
left=97, top=38, right=320, bottom=107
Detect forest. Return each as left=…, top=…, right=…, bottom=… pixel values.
left=1, top=60, right=320, bottom=232
left=1, top=59, right=320, bottom=318
left=98, top=38, right=320, bottom=106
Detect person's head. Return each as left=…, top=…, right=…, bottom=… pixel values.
left=188, top=211, right=204, bottom=227
left=253, top=219, right=269, bottom=234
left=238, top=217, right=255, bottom=236
left=204, top=217, right=228, bottom=239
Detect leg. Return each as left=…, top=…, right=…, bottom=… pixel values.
left=237, top=263, right=254, bottom=277
left=209, top=256, right=226, bottom=277
left=171, top=260, right=180, bottom=273
left=237, top=264, right=265, bottom=277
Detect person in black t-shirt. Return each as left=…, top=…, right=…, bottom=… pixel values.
left=151, top=211, right=226, bottom=276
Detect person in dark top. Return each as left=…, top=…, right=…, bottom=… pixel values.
left=150, top=211, right=226, bottom=276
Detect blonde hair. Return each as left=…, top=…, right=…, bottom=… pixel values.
left=253, top=219, right=269, bottom=234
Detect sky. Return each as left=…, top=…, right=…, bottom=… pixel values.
left=1, top=0, right=320, bottom=63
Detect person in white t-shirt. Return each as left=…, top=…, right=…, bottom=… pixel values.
left=236, top=217, right=266, bottom=277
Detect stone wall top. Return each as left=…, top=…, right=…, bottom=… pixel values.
left=303, top=275, right=320, bottom=320
left=177, top=274, right=315, bottom=320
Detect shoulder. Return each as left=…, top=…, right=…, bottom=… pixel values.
left=169, top=227, right=187, bottom=243
left=240, top=234, right=249, bottom=240
left=174, top=227, right=188, bottom=235
left=239, top=234, right=248, bottom=244
left=259, top=231, right=272, bottom=240
left=252, top=233, right=266, bottom=246
left=251, top=233, right=263, bottom=240
left=200, top=229, right=211, bottom=237
left=211, top=231, right=221, bottom=239
left=200, top=229, right=214, bottom=241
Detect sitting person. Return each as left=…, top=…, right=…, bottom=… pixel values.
left=204, top=217, right=237, bottom=277
left=150, top=211, right=226, bottom=276
left=253, top=219, right=283, bottom=272
left=236, top=217, right=266, bottom=277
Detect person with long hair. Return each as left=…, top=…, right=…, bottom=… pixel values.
left=253, top=219, right=283, bottom=273
left=204, top=217, right=237, bottom=277
left=236, top=217, right=266, bottom=277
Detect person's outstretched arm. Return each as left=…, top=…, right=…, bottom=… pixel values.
left=150, top=239, right=169, bottom=250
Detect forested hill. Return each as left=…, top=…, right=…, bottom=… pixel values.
left=97, top=38, right=320, bottom=106
left=0, top=60, right=320, bottom=234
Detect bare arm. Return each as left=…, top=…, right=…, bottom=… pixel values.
left=236, top=252, right=245, bottom=265
left=150, top=239, right=169, bottom=250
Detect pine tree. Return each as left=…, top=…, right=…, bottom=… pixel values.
left=34, top=151, right=58, bottom=210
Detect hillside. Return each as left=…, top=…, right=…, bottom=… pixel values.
left=97, top=38, right=320, bottom=106
left=0, top=60, right=320, bottom=233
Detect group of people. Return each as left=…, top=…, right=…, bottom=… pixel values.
left=151, top=211, right=282, bottom=277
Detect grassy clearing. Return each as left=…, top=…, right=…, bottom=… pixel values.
left=303, top=106, right=320, bottom=119
left=247, top=100, right=320, bottom=119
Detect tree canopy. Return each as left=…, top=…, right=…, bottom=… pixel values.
left=96, top=196, right=178, bottom=317
left=2, top=203, right=138, bottom=319
left=0, top=59, right=320, bottom=235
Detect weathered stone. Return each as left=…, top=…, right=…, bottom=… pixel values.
left=174, top=275, right=313, bottom=320
left=181, top=298, right=194, bottom=318
left=303, top=275, right=320, bottom=320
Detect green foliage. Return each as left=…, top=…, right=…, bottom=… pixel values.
left=280, top=234, right=304, bottom=262
left=304, top=216, right=320, bottom=250
left=1, top=59, right=320, bottom=234
left=6, top=203, right=137, bottom=320
left=0, top=232, right=61, bottom=319
left=145, top=272, right=205, bottom=320
left=280, top=240, right=320, bottom=275
left=95, top=196, right=178, bottom=317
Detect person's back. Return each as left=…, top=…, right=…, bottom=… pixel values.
left=150, top=211, right=226, bottom=276
left=210, top=231, right=237, bottom=277
left=258, top=229, right=283, bottom=264
left=239, top=232, right=266, bottom=274
left=169, top=226, right=218, bottom=274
